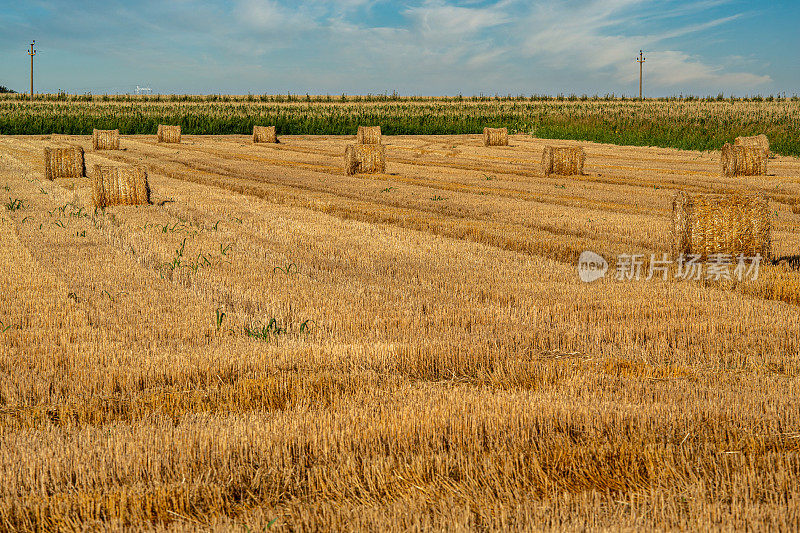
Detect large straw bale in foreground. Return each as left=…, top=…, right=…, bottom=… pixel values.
left=483, top=127, right=508, bottom=146
left=157, top=125, right=181, bottom=144
left=44, top=146, right=85, bottom=180
left=345, top=144, right=386, bottom=175
left=672, top=191, right=771, bottom=260
left=721, top=143, right=767, bottom=177
left=734, top=134, right=769, bottom=154
left=542, top=146, right=585, bottom=177
left=92, top=165, right=151, bottom=207
left=92, top=129, right=120, bottom=150
left=253, top=126, right=278, bottom=143
left=357, top=126, right=382, bottom=145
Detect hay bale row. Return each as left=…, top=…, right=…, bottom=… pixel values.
left=357, top=126, right=381, bottom=145
left=92, top=165, right=150, bottom=208
left=92, top=129, right=120, bottom=150
left=734, top=134, right=769, bottom=154
left=44, top=146, right=85, bottom=180
left=345, top=144, right=386, bottom=175
left=253, top=126, right=278, bottom=144
left=157, top=125, right=181, bottom=144
left=672, top=191, right=771, bottom=260
left=721, top=143, right=767, bottom=177
left=542, top=146, right=585, bottom=177
left=483, top=127, right=508, bottom=147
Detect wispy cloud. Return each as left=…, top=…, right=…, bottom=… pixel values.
left=405, top=1, right=512, bottom=37
left=516, top=0, right=770, bottom=91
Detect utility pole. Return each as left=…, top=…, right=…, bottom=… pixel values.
left=28, top=40, right=36, bottom=100
left=636, top=50, right=646, bottom=100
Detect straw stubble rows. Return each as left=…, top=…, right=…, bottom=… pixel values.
left=0, top=133, right=799, bottom=531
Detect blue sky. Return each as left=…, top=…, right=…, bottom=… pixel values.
left=1, top=0, right=797, bottom=96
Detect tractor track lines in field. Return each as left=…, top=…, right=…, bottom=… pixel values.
left=121, top=139, right=665, bottom=215
left=94, top=149, right=648, bottom=265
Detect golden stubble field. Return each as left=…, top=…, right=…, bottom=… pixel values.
left=1, top=132, right=800, bottom=531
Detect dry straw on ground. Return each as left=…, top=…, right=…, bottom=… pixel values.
left=734, top=134, right=769, bottom=154
left=43, top=146, right=85, bottom=180
left=49, top=134, right=71, bottom=144
left=345, top=143, right=386, bottom=175
left=672, top=191, right=771, bottom=260
left=92, top=129, right=120, bottom=150
left=157, top=125, right=181, bottom=144
left=721, top=143, right=767, bottom=177
left=542, top=146, right=585, bottom=177
left=91, top=164, right=151, bottom=207
left=483, top=127, right=508, bottom=146
left=357, top=126, right=382, bottom=145
left=4, top=132, right=800, bottom=532
left=253, top=126, right=278, bottom=144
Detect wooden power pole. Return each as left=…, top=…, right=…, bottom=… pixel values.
left=28, top=40, right=36, bottom=99
left=636, top=50, right=646, bottom=100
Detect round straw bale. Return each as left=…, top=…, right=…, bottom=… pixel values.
left=253, top=126, right=278, bottom=143
left=672, top=191, right=771, bottom=260
left=734, top=134, right=769, bottom=154
left=345, top=144, right=386, bottom=175
left=44, top=145, right=85, bottom=180
left=92, top=164, right=150, bottom=207
left=542, top=146, right=585, bottom=177
left=92, top=129, right=120, bottom=150
left=157, top=125, right=181, bottom=144
left=721, top=143, right=767, bottom=177
left=483, top=127, right=508, bottom=146
left=357, top=126, right=382, bottom=145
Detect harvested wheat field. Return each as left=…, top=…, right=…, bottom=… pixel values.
left=2, top=132, right=800, bottom=532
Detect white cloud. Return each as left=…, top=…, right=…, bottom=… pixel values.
left=516, top=0, right=770, bottom=91
left=647, top=50, right=771, bottom=88
left=405, top=1, right=511, bottom=37
left=235, top=0, right=317, bottom=32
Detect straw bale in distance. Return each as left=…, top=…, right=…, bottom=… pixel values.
left=345, top=144, right=386, bottom=175
left=357, top=126, right=382, bottom=145
left=672, top=191, right=771, bottom=260
left=721, top=143, right=767, bottom=177
left=92, top=165, right=151, bottom=208
left=734, top=134, right=769, bottom=154
left=253, top=126, right=278, bottom=144
left=157, top=125, right=181, bottom=144
left=483, top=127, right=508, bottom=146
left=542, top=146, right=585, bottom=177
left=92, top=129, right=120, bottom=150
left=44, top=145, right=85, bottom=180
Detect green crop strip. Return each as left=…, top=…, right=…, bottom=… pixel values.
left=2, top=98, right=799, bottom=155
